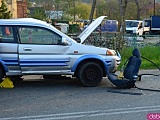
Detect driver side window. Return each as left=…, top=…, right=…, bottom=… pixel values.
left=18, top=27, right=62, bottom=45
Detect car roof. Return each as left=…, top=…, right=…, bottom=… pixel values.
left=0, top=18, right=50, bottom=28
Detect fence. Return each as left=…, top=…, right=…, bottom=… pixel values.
left=70, top=32, right=160, bottom=69
left=82, top=32, right=160, bottom=52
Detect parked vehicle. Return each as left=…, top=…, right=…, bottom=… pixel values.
left=138, top=16, right=160, bottom=36
left=0, top=16, right=121, bottom=87
left=96, top=20, right=118, bottom=32
left=125, top=20, right=143, bottom=35
left=55, top=23, right=69, bottom=34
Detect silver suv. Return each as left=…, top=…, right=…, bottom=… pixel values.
left=0, top=16, right=121, bottom=87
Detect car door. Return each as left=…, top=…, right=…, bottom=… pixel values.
left=17, top=26, right=71, bottom=74
left=0, top=26, right=21, bottom=75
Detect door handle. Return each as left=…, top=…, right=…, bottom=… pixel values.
left=23, top=48, right=32, bottom=51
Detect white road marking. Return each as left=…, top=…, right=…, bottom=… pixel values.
left=1, top=105, right=160, bottom=120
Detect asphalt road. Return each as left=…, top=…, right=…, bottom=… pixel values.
left=0, top=70, right=160, bottom=120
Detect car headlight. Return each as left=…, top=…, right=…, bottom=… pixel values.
left=106, top=49, right=117, bottom=56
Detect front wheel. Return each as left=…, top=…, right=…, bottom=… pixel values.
left=142, top=32, right=149, bottom=39
left=78, top=62, right=103, bottom=87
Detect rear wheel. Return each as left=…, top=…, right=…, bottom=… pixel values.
left=0, top=68, right=4, bottom=83
left=78, top=62, right=103, bottom=87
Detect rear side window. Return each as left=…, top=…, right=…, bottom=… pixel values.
left=18, top=27, right=62, bottom=45
left=0, top=26, right=14, bottom=43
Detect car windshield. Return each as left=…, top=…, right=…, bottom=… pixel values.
left=129, top=21, right=139, bottom=27
left=126, top=21, right=139, bottom=27
left=49, top=24, right=77, bottom=43
left=144, top=20, right=150, bottom=27
left=125, top=21, right=131, bottom=27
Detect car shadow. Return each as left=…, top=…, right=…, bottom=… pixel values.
left=13, top=78, right=80, bottom=88
left=10, top=77, right=143, bottom=96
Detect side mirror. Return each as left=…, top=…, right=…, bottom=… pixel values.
left=61, top=38, right=70, bottom=45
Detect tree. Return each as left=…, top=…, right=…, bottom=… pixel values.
left=104, top=0, right=119, bottom=19
left=30, top=8, right=47, bottom=21
left=67, top=2, right=91, bottom=20
left=135, top=0, right=140, bottom=20
left=0, top=0, right=12, bottom=19
left=55, top=0, right=80, bottom=8
left=125, top=1, right=137, bottom=19
left=120, top=0, right=154, bottom=20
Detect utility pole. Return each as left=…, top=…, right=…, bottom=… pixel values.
left=73, top=0, right=76, bottom=21
left=154, top=0, right=155, bottom=15
left=119, top=0, right=125, bottom=50
left=89, top=0, right=96, bottom=24
left=119, top=0, right=122, bottom=29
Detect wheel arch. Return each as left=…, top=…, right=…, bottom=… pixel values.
left=72, top=55, right=109, bottom=77
left=0, top=60, right=9, bottom=77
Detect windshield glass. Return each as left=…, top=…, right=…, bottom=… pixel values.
left=126, top=21, right=139, bottom=27
left=144, top=20, right=150, bottom=27
left=49, top=24, right=77, bottom=43
left=125, top=21, right=131, bottom=27
left=130, top=22, right=139, bottom=27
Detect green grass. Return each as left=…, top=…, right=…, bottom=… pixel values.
left=118, top=46, right=160, bottom=70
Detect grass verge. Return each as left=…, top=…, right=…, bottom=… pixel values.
left=118, top=45, right=160, bottom=70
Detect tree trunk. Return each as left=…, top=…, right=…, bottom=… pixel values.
left=135, top=0, right=140, bottom=20
left=89, top=0, right=96, bottom=24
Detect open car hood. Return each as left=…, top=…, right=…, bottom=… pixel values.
left=77, top=16, right=107, bottom=43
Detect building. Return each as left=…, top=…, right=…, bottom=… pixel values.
left=45, top=11, right=63, bottom=19
left=17, top=0, right=27, bottom=18
left=0, top=0, right=27, bottom=18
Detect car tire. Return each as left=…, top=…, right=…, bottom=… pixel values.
left=78, top=62, right=103, bottom=87
left=144, top=32, right=149, bottom=39
left=0, top=68, right=4, bottom=83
